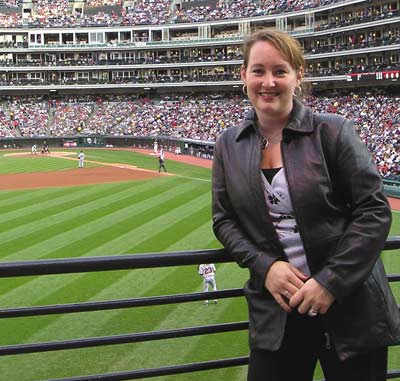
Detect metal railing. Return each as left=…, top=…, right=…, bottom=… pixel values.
left=0, top=237, right=399, bottom=380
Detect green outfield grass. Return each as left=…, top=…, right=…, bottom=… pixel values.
left=0, top=148, right=398, bottom=381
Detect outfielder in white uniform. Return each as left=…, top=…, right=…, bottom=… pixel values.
left=78, top=150, right=85, bottom=168
left=198, top=263, right=218, bottom=305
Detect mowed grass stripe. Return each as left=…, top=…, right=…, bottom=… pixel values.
left=26, top=205, right=213, bottom=339
left=0, top=179, right=183, bottom=295
left=39, top=200, right=213, bottom=310
left=0, top=178, right=187, bottom=256
left=0, top=179, right=144, bottom=217
left=0, top=194, right=213, bottom=349
left=0, top=183, right=211, bottom=310
left=0, top=186, right=91, bottom=213
left=0, top=187, right=72, bottom=205
left=0, top=182, right=143, bottom=237
left=44, top=179, right=210, bottom=259
left=53, top=183, right=211, bottom=259
left=1, top=178, right=203, bottom=262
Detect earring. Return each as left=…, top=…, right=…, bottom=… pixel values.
left=295, top=83, right=302, bottom=96
left=242, top=84, right=248, bottom=96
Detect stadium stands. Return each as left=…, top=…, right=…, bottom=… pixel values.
left=0, top=92, right=398, bottom=178
left=0, top=0, right=398, bottom=180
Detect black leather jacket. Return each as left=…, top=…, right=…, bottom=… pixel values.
left=212, top=99, right=400, bottom=360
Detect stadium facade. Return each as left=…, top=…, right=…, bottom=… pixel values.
left=0, top=0, right=398, bottom=94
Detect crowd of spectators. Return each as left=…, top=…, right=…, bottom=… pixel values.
left=306, top=93, right=400, bottom=179
left=0, top=0, right=22, bottom=6
left=0, top=0, right=396, bottom=28
left=122, top=0, right=171, bottom=26
left=0, top=96, right=49, bottom=137
left=303, top=32, right=400, bottom=55
left=171, top=0, right=341, bottom=23
left=0, top=92, right=398, bottom=178
left=86, top=0, right=122, bottom=6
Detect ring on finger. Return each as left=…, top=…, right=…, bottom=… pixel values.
left=308, top=308, right=318, bottom=317
left=284, top=290, right=291, bottom=299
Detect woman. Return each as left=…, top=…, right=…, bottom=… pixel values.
left=212, top=29, right=399, bottom=381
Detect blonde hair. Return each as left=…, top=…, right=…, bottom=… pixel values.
left=243, top=29, right=305, bottom=72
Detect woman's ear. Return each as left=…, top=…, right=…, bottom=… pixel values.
left=240, top=65, right=246, bottom=82
left=297, top=66, right=304, bottom=82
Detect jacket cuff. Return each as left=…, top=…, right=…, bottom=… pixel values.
left=252, top=253, right=282, bottom=292
left=313, top=268, right=345, bottom=302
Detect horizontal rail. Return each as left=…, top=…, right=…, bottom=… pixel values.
left=48, top=356, right=250, bottom=381
left=0, top=289, right=243, bottom=318
left=0, top=248, right=229, bottom=278
left=384, top=236, right=400, bottom=250
left=0, top=321, right=249, bottom=356
left=44, top=364, right=400, bottom=381
left=0, top=236, right=399, bottom=278
left=387, top=370, right=400, bottom=379
left=46, top=365, right=400, bottom=381
left=388, top=274, right=400, bottom=282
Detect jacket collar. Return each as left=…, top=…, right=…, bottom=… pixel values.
left=235, top=98, right=313, bottom=142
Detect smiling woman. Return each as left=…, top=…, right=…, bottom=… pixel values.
left=212, top=28, right=399, bottom=381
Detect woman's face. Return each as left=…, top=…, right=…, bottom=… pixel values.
left=241, top=40, right=303, bottom=120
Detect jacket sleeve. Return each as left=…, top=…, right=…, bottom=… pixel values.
left=313, top=118, right=392, bottom=302
left=212, top=134, right=284, bottom=291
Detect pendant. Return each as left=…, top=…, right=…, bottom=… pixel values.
left=262, top=137, right=269, bottom=150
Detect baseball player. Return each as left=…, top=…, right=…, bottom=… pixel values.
left=158, top=146, right=167, bottom=173
left=78, top=150, right=85, bottom=168
left=31, top=144, right=37, bottom=155
left=42, top=141, right=50, bottom=154
left=198, top=263, right=218, bottom=305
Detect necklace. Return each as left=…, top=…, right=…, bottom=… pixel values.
left=261, top=133, right=282, bottom=149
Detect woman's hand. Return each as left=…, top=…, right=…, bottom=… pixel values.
left=264, top=261, right=308, bottom=312
left=289, top=278, right=335, bottom=315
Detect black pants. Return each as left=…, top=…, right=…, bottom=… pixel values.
left=158, top=160, right=167, bottom=172
left=248, top=312, right=388, bottom=381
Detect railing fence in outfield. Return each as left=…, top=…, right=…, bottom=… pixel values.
left=0, top=237, right=399, bottom=380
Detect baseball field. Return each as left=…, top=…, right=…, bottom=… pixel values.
left=0, top=148, right=398, bottom=380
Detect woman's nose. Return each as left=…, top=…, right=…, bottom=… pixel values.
left=262, top=73, right=276, bottom=87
